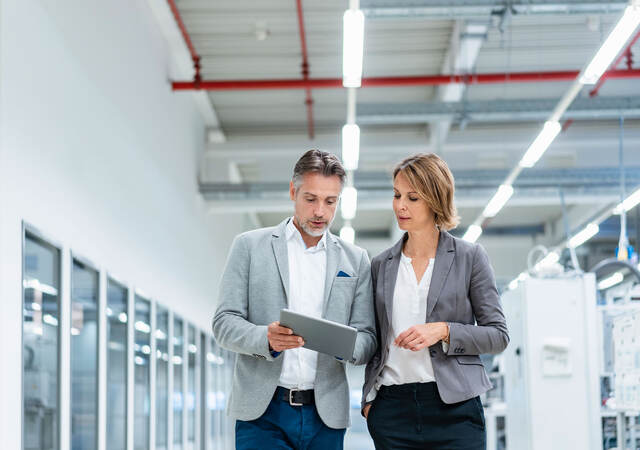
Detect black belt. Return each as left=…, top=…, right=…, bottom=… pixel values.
left=276, top=387, right=315, bottom=406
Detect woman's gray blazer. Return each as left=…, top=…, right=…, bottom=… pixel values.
left=362, top=230, right=509, bottom=407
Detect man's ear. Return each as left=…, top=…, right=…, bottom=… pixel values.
left=289, top=181, right=296, bottom=201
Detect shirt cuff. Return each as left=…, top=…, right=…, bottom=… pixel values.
left=441, top=340, right=449, bottom=353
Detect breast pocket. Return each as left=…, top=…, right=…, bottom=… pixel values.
left=327, top=277, right=359, bottom=322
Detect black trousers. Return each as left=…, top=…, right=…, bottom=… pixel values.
left=366, top=382, right=486, bottom=450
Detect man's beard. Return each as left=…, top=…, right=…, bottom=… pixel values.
left=299, top=216, right=334, bottom=237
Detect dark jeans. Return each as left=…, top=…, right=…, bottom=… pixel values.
left=367, top=382, right=486, bottom=450
left=235, top=387, right=346, bottom=450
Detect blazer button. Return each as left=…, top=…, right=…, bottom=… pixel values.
left=430, top=350, right=436, bottom=357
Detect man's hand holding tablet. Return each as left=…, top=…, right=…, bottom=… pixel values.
left=267, top=321, right=305, bottom=352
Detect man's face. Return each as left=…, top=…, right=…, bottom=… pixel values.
left=289, top=172, right=342, bottom=237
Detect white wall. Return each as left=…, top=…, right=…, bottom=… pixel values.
left=0, top=1, right=244, bottom=447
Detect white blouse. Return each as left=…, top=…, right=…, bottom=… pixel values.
left=367, top=253, right=436, bottom=402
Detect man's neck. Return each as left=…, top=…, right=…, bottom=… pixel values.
left=293, top=217, right=323, bottom=248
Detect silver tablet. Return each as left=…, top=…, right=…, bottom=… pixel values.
left=279, top=309, right=357, bottom=361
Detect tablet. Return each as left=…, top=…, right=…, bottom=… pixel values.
left=279, top=309, right=357, bottom=361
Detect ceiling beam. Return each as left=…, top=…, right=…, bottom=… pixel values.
left=227, top=161, right=262, bottom=228
left=201, top=124, right=640, bottom=162
left=202, top=166, right=640, bottom=213
left=361, top=0, right=627, bottom=19
left=358, top=96, right=640, bottom=125
left=205, top=191, right=619, bottom=215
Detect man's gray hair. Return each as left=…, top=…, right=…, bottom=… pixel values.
left=292, top=149, right=346, bottom=191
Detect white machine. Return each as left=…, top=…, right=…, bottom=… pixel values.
left=503, top=274, right=602, bottom=450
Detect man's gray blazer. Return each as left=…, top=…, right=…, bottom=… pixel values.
left=363, top=230, right=509, bottom=407
left=213, top=218, right=377, bottom=429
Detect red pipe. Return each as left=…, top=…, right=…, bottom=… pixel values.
left=589, top=31, right=640, bottom=97
left=295, top=0, right=314, bottom=139
left=167, top=0, right=201, bottom=84
left=172, top=69, right=640, bottom=91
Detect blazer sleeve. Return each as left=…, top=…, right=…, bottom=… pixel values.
left=211, top=234, right=277, bottom=361
left=446, top=243, right=509, bottom=356
left=361, top=256, right=382, bottom=408
left=348, top=249, right=378, bottom=366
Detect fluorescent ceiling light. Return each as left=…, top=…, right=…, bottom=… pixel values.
left=520, top=121, right=562, bottom=168
left=535, top=251, right=560, bottom=270
left=568, top=223, right=599, bottom=248
left=340, top=225, right=355, bottom=244
left=341, top=187, right=358, bottom=220
left=614, top=187, right=640, bottom=214
left=518, top=272, right=529, bottom=282
left=342, top=124, right=360, bottom=170
left=508, top=271, right=530, bottom=289
left=483, top=184, right=514, bottom=217
left=598, top=272, right=624, bottom=290
left=580, top=4, right=640, bottom=85
left=343, top=9, right=365, bottom=88
left=462, top=224, right=482, bottom=243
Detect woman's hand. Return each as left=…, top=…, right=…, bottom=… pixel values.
left=394, top=322, right=449, bottom=351
left=363, top=403, right=372, bottom=419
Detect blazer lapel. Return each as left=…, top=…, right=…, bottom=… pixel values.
left=271, top=219, right=290, bottom=302
left=383, top=234, right=405, bottom=328
left=322, top=235, right=340, bottom=317
left=426, top=230, right=455, bottom=317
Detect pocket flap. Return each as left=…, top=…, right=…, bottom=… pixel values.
left=456, top=355, right=484, bottom=366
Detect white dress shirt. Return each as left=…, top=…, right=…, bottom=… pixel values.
left=367, top=253, right=436, bottom=401
left=278, top=218, right=327, bottom=389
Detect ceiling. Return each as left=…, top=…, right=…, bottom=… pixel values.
left=172, top=0, right=640, bottom=283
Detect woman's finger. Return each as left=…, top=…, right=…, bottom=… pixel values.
left=401, top=336, right=423, bottom=349
left=396, top=329, right=417, bottom=347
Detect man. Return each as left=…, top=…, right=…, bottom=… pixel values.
left=212, top=149, right=377, bottom=449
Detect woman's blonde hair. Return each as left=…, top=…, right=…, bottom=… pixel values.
left=393, top=153, right=460, bottom=231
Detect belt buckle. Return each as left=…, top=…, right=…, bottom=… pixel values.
left=289, top=389, right=303, bottom=407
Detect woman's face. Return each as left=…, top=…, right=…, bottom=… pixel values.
left=393, top=171, right=435, bottom=232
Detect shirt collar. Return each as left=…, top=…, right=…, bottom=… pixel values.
left=286, top=217, right=327, bottom=250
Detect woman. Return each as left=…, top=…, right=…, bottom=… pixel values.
left=362, top=153, right=509, bottom=449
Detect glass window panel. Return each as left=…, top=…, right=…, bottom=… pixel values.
left=173, top=317, right=184, bottom=449
left=208, top=338, right=221, bottom=450
left=187, top=325, right=197, bottom=446
left=106, top=279, right=128, bottom=450
left=223, top=349, right=235, bottom=448
left=133, top=296, right=151, bottom=450
left=70, top=259, right=98, bottom=450
left=23, top=232, right=60, bottom=450
left=155, top=306, right=169, bottom=450
left=199, top=332, right=206, bottom=448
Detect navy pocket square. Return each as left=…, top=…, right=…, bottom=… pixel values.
left=337, top=271, right=351, bottom=277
